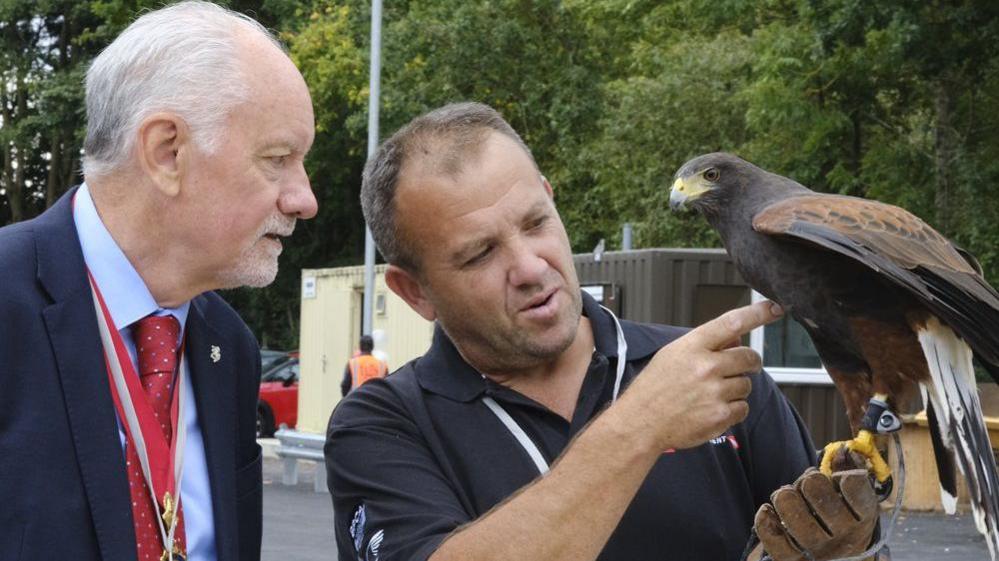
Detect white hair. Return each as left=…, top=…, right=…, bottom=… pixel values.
left=82, top=1, right=283, bottom=178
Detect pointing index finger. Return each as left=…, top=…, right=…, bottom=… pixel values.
left=691, top=300, right=784, bottom=351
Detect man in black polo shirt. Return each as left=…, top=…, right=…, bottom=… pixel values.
left=326, top=102, right=880, bottom=561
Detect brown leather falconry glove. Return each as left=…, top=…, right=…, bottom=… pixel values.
left=751, top=467, right=885, bottom=561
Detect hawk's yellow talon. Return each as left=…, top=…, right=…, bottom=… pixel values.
left=820, top=441, right=842, bottom=476
left=820, top=430, right=892, bottom=483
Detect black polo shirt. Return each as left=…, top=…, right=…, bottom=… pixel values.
left=326, top=292, right=815, bottom=561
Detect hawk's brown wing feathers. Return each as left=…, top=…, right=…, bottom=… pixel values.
left=752, top=193, right=999, bottom=376
left=752, top=195, right=973, bottom=274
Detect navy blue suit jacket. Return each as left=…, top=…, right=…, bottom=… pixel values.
left=0, top=189, right=263, bottom=561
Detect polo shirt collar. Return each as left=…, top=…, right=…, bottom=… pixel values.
left=415, top=290, right=665, bottom=402
left=584, top=289, right=620, bottom=359
left=414, top=326, right=486, bottom=402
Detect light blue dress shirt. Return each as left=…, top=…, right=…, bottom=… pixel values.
left=73, top=184, right=218, bottom=561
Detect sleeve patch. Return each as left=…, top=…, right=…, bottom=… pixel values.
left=349, top=504, right=367, bottom=553
left=349, top=503, right=385, bottom=561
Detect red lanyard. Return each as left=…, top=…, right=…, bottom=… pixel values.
left=88, top=270, right=187, bottom=553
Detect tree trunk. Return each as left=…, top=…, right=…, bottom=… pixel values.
left=49, top=10, right=79, bottom=206
left=2, top=143, right=16, bottom=224
left=46, top=130, right=62, bottom=207
left=286, top=304, right=297, bottom=347
left=63, top=151, right=81, bottom=195
left=8, top=148, right=24, bottom=224
left=3, top=75, right=27, bottom=224
left=851, top=109, right=862, bottom=177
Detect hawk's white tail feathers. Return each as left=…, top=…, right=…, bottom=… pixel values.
left=918, top=317, right=999, bottom=561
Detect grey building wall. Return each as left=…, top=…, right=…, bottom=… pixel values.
left=574, top=248, right=746, bottom=325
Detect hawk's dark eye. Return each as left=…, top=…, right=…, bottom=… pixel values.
left=704, top=168, right=720, bottom=182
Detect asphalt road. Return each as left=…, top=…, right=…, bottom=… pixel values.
left=260, top=454, right=989, bottom=561
left=262, top=457, right=336, bottom=561
left=887, top=511, right=989, bottom=560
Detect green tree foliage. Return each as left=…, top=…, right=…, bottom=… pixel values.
left=3, top=0, right=999, bottom=348
left=0, top=0, right=106, bottom=223
left=571, top=0, right=999, bottom=286
left=0, top=0, right=282, bottom=223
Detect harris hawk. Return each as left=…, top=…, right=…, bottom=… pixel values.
left=669, top=152, right=999, bottom=558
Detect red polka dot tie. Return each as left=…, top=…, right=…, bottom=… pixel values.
left=129, top=315, right=186, bottom=560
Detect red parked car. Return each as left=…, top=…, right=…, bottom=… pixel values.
left=257, top=353, right=299, bottom=438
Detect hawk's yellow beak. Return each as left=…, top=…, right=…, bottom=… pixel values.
left=669, top=176, right=712, bottom=211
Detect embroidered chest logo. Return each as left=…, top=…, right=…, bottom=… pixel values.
left=663, top=434, right=739, bottom=454
left=709, top=434, right=740, bottom=449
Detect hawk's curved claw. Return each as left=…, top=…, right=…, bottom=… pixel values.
left=820, top=429, right=894, bottom=500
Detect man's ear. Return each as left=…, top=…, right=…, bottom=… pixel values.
left=385, top=264, right=437, bottom=322
left=541, top=174, right=554, bottom=198
left=137, top=112, right=191, bottom=197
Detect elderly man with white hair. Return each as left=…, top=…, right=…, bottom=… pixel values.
left=0, top=2, right=317, bottom=560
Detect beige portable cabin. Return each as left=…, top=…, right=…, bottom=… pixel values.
left=295, top=264, right=433, bottom=434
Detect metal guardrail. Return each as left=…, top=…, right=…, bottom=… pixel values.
left=275, top=429, right=327, bottom=493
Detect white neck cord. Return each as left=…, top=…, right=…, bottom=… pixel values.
left=482, top=305, right=627, bottom=475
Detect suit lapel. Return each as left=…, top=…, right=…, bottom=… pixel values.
left=37, top=190, right=137, bottom=561
left=186, top=299, right=238, bottom=561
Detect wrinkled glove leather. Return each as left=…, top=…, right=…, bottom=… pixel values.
left=754, top=467, right=880, bottom=561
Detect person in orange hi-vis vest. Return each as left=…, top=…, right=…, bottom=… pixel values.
left=341, top=335, right=389, bottom=395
